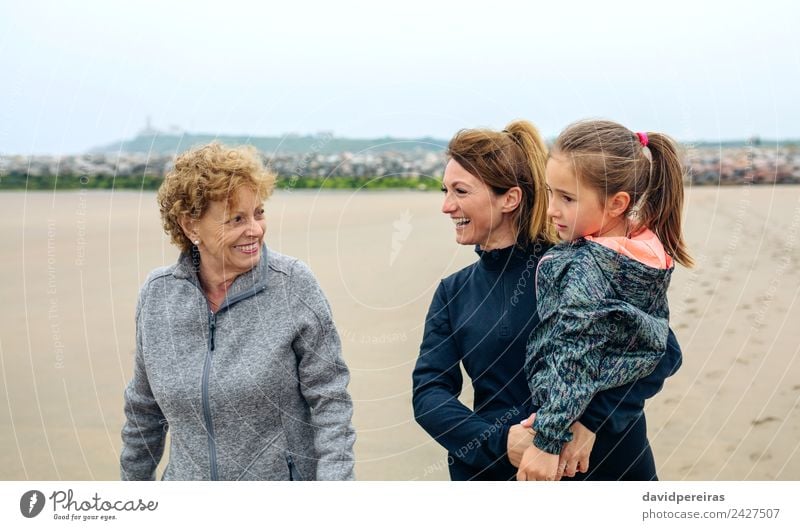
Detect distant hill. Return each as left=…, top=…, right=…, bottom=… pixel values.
left=89, top=132, right=449, bottom=155
left=87, top=131, right=800, bottom=156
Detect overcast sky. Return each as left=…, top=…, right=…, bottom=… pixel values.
left=1, top=0, right=798, bottom=154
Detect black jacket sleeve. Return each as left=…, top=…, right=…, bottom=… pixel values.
left=412, top=282, right=510, bottom=470
left=579, top=328, right=683, bottom=433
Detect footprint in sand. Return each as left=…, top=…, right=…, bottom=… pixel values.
left=739, top=303, right=751, bottom=310
left=749, top=450, right=773, bottom=462
left=735, top=357, right=749, bottom=365
left=751, top=416, right=780, bottom=427
left=675, top=322, right=689, bottom=330
left=792, top=384, right=800, bottom=391
left=705, top=370, right=724, bottom=380
left=705, top=289, right=714, bottom=295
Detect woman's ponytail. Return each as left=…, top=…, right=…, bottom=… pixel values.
left=503, top=120, right=554, bottom=243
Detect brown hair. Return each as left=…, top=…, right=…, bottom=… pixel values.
left=157, top=143, right=276, bottom=252
left=552, top=120, right=693, bottom=267
left=446, top=120, right=555, bottom=244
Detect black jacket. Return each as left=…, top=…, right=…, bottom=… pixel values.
left=412, top=242, right=682, bottom=480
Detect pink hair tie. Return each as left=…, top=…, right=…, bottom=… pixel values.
left=636, top=132, right=649, bottom=147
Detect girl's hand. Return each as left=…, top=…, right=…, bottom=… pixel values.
left=507, top=424, right=535, bottom=468
left=516, top=444, right=559, bottom=481
left=519, top=412, right=536, bottom=429
left=557, top=421, right=595, bottom=479
left=521, top=413, right=595, bottom=479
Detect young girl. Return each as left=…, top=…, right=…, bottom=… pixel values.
left=517, top=120, right=693, bottom=481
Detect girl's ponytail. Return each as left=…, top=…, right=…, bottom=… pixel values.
left=641, top=133, right=694, bottom=267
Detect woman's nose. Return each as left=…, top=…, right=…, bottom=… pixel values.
left=441, top=194, right=456, bottom=214
left=245, top=217, right=264, bottom=236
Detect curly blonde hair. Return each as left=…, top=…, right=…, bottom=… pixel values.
left=157, top=143, right=276, bottom=253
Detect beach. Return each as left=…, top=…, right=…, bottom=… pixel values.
left=0, top=186, right=798, bottom=480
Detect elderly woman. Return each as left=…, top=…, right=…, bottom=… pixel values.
left=120, top=143, right=355, bottom=480
left=412, top=120, right=683, bottom=480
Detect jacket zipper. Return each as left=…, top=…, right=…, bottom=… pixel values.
left=286, top=454, right=303, bottom=481
left=194, top=282, right=267, bottom=481
left=500, top=272, right=509, bottom=337
left=202, top=311, right=218, bottom=480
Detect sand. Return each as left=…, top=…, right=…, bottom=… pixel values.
left=0, top=186, right=798, bottom=480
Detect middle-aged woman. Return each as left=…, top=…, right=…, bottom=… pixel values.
left=120, top=143, right=355, bottom=480
left=412, top=120, right=683, bottom=480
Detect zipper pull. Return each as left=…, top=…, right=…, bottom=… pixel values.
left=209, top=314, right=217, bottom=351
left=287, top=454, right=299, bottom=481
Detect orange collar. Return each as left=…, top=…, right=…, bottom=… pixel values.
left=585, top=228, right=673, bottom=269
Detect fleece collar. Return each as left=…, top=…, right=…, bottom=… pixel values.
left=172, top=244, right=270, bottom=301
left=474, top=240, right=549, bottom=272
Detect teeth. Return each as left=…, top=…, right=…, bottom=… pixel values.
left=237, top=243, right=258, bottom=250
left=452, top=217, right=470, bottom=226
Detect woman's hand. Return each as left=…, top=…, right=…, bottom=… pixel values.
left=516, top=444, right=559, bottom=481
left=519, top=413, right=596, bottom=479
left=506, top=424, right=535, bottom=468
left=558, top=421, right=596, bottom=478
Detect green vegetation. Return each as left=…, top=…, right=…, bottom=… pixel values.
left=280, top=175, right=440, bottom=190
left=0, top=173, right=442, bottom=191
left=0, top=173, right=164, bottom=190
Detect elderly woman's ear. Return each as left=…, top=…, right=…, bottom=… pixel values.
left=179, top=215, right=198, bottom=245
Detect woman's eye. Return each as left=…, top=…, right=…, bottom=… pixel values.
left=232, top=215, right=243, bottom=223
left=455, top=189, right=467, bottom=195
left=440, top=186, right=447, bottom=193
left=562, top=196, right=573, bottom=203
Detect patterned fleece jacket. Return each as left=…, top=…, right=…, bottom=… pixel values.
left=525, top=236, right=673, bottom=454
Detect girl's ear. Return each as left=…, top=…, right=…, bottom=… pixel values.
left=502, top=186, right=522, bottom=213
left=606, top=191, right=631, bottom=219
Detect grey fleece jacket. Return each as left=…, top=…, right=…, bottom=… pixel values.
left=120, top=245, right=355, bottom=480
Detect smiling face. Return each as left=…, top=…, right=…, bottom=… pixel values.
left=440, top=159, right=518, bottom=250
left=185, top=186, right=266, bottom=284
left=545, top=155, right=626, bottom=241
